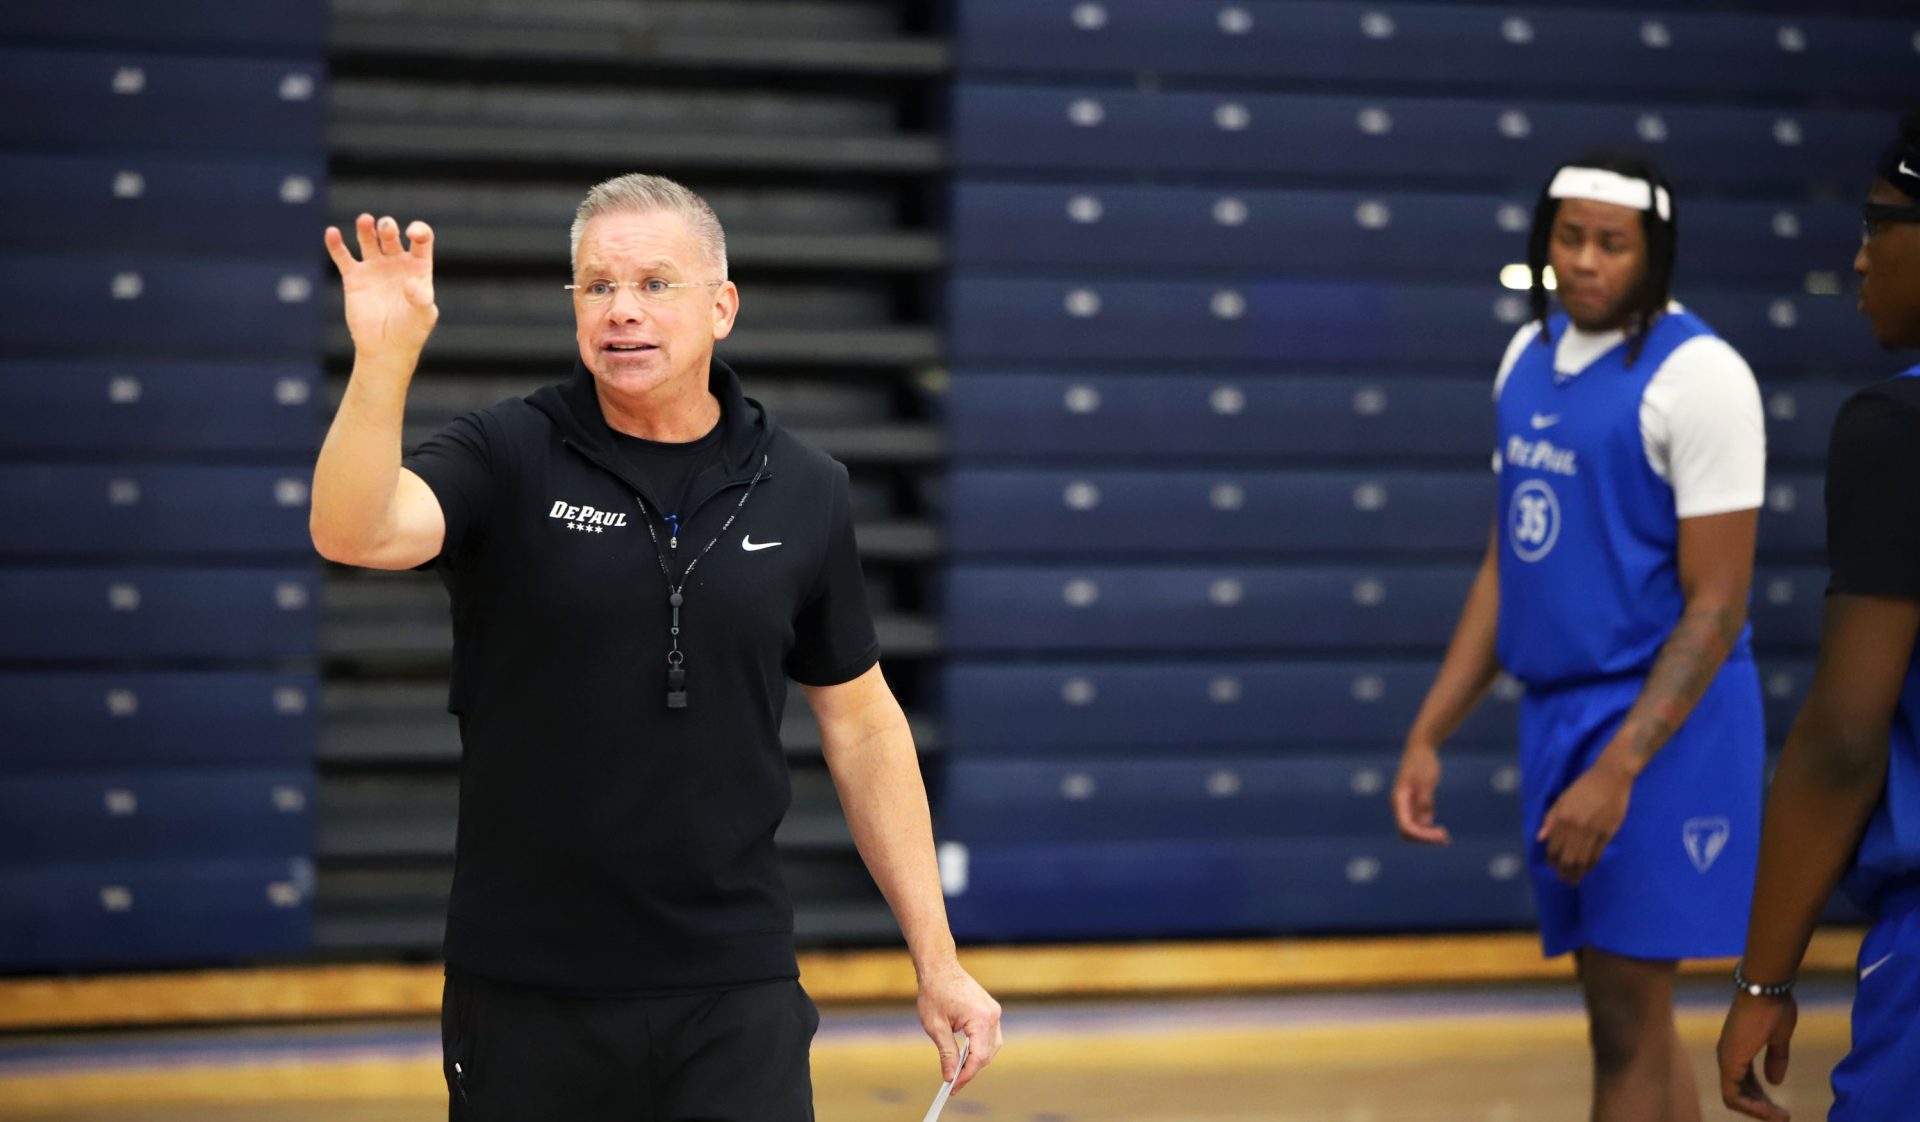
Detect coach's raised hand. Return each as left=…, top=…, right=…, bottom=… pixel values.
left=324, top=214, right=438, bottom=359
left=310, top=214, right=450, bottom=572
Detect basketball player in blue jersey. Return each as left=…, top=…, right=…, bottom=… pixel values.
left=1392, top=150, right=1767, bottom=1122
left=1718, top=110, right=1920, bottom=1122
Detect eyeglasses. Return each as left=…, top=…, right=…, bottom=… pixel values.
left=1862, top=202, right=1920, bottom=243
left=564, top=279, right=725, bottom=305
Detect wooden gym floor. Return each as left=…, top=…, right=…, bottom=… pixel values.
left=0, top=981, right=1852, bottom=1121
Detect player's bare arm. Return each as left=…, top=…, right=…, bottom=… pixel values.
left=310, top=213, right=449, bottom=570
left=1717, top=595, right=1919, bottom=1121
left=1394, top=520, right=1503, bottom=845
left=1539, top=507, right=1757, bottom=882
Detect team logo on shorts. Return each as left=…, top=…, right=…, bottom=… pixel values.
left=1508, top=479, right=1561, bottom=562
left=1682, top=817, right=1731, bottom=873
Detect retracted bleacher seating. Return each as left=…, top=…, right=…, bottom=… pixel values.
left=0, top=3, right=327, bottom=969
left=939, top=0, right=1908, bottom=942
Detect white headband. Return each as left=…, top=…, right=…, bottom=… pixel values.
left=1548, top=166, right=1672, bottom=221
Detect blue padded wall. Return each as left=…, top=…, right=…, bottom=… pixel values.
left=0, top=7, right=328, bottom=970
left=939, top=0, right=1912, bottom=943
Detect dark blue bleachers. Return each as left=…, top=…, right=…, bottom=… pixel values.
left=951, top=469, right=1487, bottom=555
left=945, top=565, right=1828, bottom=654
left=0, top=153, right=325, bottom=257
left=1760, top=475, right=1823, bottom=557
left=0, top=859, right=313, bottom=969
left=1764, top=380, right=1858, bottom=463
left=949, top=184, right=1861, bottom=286
left=951, top=279, right=1509, bottom=364
left=948, top=373, right=1493, bottom=461
left=955, top=2, right=1919, bottom=101
left=947, top=565, right=1478, bottom=652
left=0, top=671, right=319, bottom=770
left=0, top=49, right=326, bottom=156
left=937, top=653, right=1820, bottom=942
left=942, top=837, right=1535, bottom=941
left=0, top=1, right=328, bottom=55
left=946, top=372, right=1852, bottom=467
left=0, top=361, right=321, bottom=456
left=0, top=568, right=319, bottom=661
left=948, top=280, right=1881, bottom=370
left=0, top=770, right=315, bottom=863
left=945, top=661, right=1517, bottom=753
left=0, top=466, right=313, bottom=558
left=0, top=3, right=327, bottom=973
left=942, top=753, right=1522, bottom=842
left=0, top=254, right=322, bottom=357
left=950, top=86, right=1887, bottom=192
left=938, top=0, right=1887, bottom=947
left=1760, top=663, right=1814, bottom=745
left=944, top=659, right=1814, bottom=754
left=947, top=470, right=1823, bottom=558
left=1752, top=568, right=1827, bottom=652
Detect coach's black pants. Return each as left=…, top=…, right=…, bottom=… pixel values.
left=441, top=972, right=818, bottom=1121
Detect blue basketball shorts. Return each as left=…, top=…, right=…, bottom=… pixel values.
left=1519, top=658, right=1764, bottom=960
left=1831, top=885, right=1920, bottom=1120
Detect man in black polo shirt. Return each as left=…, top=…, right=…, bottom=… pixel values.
left=311, top=173, right=1001, bottom=1119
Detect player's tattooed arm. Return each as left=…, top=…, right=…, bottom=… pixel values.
left=1607, top=599, right=1748, bottom=773
left=1538, top=509, right=1758, bottom=883
left=1601, top=507, right=1760, bottom=777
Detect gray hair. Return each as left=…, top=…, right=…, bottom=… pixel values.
left=569, top=173, right=729, bottom=279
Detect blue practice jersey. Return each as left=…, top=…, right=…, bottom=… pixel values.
left=1841, top=365, right=1920, bottom=912
left=1494, top=309, right=1754, bottom=689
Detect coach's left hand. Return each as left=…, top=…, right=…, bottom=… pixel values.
left=917, top=962, right=1002, bottom=1093
left=1538, top=762, right=1633, bottom=883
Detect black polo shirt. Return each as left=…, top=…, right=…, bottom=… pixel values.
left=610, top=421, right=727, bottom=531
left=402, top=358, right=880, bottom=994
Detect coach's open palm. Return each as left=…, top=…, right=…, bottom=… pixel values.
left=324, top=213, right=438, bottom=359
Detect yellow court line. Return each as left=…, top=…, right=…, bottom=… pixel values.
left=0, top=1059, right=446, bottom=1111
left=0, top=1006, right=1853, bottom=1113
left=0, top=929, right=1865, bottom=1031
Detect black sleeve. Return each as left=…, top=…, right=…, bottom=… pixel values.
left=785, top=463, right=882, bottom=686
left=401, top=410, right=496, bottom=569
left=1826, top=386, right=1920, bottom=599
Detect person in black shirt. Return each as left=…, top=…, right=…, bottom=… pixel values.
left=312, top=173, right=1001, bottom=1120
left=1717, top=110, right=1920, bottom=1121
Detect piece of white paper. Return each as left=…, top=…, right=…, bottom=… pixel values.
left=919, top=1036, right=971, bottom=1122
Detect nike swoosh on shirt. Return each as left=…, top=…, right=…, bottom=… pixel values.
left=1530, top=413, right=1562, bottom=430
left=741, top=536, right=783, bottom=552
left=1901, top=160, right=1917, bottom=179
left=1861, top=952, right=1896, bottom=981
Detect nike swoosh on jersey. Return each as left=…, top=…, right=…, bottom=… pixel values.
left=741, top=536, right=783, bottom=552
left=1861, top=952, right=1896, bottom=981
left=1530, top=413, right=1562, bottom=430
left=1901, top=160, right=1917, bottom=179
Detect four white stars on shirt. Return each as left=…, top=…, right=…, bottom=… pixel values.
left=565, top=522, right=605, bottom=533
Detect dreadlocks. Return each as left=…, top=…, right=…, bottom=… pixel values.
left=1526, top=149, right=1679, bottom=367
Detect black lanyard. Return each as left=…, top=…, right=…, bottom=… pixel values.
left=634, top=454, right=768, bottom=709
